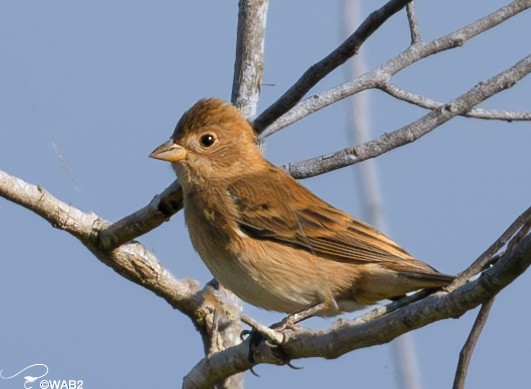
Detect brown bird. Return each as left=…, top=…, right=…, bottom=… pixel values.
left=150, top=98, right=454, bottom=329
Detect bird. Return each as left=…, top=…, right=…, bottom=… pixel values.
left=149, top=98, right=454, bottom=330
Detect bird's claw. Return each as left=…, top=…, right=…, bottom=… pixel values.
left=240, top=327, right=303, bottom=376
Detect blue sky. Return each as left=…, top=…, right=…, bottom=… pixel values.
left=1, top=1, right=530, bottom=388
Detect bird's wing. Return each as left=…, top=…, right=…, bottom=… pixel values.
left=227, top=167, right=452, bottom=283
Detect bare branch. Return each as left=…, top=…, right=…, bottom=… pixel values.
left=262, top=0, right=530, bottom=136
left=283, top=55, right=531, bottom=179
left=454, top=206, right=531, bottom=287
left=260, top=73, right=382, bottom=137
left=453, top=298, right=495, bottom=389
left=98, top=179, right=183, bottom=251
left=380, top=82, right=531, bottom=121
left=253, top=0, right=412, bottom=133
left=231, top=0, right=269, bottom=118
left=184, top=217, right=531, bottom=388
left=0, top=169, right=200, bottom=315
left=406, top=1, right=421, bottom=44
left=195, top=281, right=245, bottom=389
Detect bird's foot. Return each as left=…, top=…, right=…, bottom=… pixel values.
left=240, top=314, right=303, bottom=376
left=240, top=329, right=302, bottom=376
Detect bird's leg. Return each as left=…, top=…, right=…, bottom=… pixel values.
left=272, top=301, right=329, bottom=332
left=240, top=302, right=329, bottom=373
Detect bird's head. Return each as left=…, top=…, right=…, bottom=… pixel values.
left=150, top=98, right=263, bottom=188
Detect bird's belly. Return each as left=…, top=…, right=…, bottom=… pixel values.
left=192, top=234, right=327, bottom=313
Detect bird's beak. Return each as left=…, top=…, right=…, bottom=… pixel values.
left=149, top=140, right=188, bottom=162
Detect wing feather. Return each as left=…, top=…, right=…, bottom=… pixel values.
left=227, top=166, right=452, bottom=283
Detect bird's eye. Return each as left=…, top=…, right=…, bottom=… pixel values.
left=199, top=133, right=216, bottom=148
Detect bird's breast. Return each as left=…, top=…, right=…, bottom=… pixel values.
left=183, top=190, right=331, bottom=313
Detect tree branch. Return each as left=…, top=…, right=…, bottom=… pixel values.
left=379, top=82, right=531, bottom=121
left=97, top=179, right=183, bottom=251
left=183, top=212, right=531, bottom=388
left=283, top=54, right=531, bottom=179
left=253, top=0, right=412, bottom=133
left=406, top=1, right=421, bottom=44
left=0, top=169, right=200, bottom=315
left=454, top=206, right=531, bottom=287
left=452, top=298, right=495, bottom=389
left=231, top=0, right=269, bottom=119
left=261, top=0, right=530, bottom=136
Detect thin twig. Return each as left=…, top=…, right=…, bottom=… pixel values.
left=262, top=0, right=530, bottom=136
left=253, top=0, right=411, bottom=133
left=452, top=298, right=496, bottom=389
left=406, top=1, right=421, bottom=44
left=506, top=217, right=531, bottom=255
left=454, top=206, right=531, bottom=288
left=380, top=82, right=531, bottom=121
left=283, top=55, right=531, bottom=179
